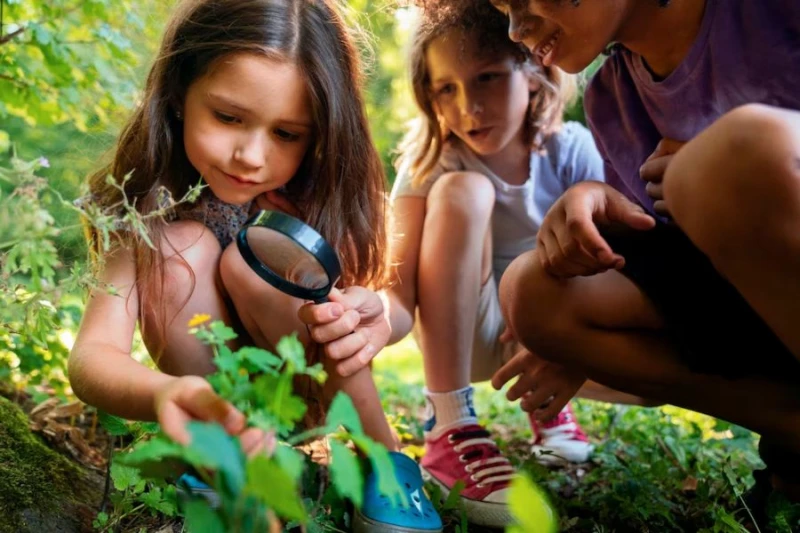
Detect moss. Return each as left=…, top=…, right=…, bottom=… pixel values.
left=0, top=396, right=85, bottom=533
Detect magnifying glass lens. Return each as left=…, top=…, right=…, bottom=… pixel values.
left=243, top=226, right=330, bottom=290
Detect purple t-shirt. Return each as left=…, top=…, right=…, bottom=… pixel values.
left=584, top=0, right=800, bottom=213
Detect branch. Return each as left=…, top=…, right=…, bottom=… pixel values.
left=0, top=73, right=31, bottom=90
left=0, top=25, right=24, bottom=46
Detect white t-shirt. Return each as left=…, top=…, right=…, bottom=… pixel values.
left=392, top=121, right=604, bottom=282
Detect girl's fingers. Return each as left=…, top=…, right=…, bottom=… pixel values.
left=324, top=329, right=369, bottom=361
left=158, top=402, right=193, bottom=446
left=297, top=301, right=344, bottom=326
left=308, top=309, right=361, bottom=343
left=335, top=343, right=378, bottom=377
left=240, top=428, right=277, bottom=457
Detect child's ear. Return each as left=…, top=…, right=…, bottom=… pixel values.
left=528, top=75, right=542, bottom=93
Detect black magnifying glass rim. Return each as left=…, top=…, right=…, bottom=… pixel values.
left=236, top=210, right=341, bottom=302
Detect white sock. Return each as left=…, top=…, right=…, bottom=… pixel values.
left=423, top=386, right=478, bottom=440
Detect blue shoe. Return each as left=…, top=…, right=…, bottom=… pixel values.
left=177, top=472, right=220, bottom=509
left=354, top=451, right=443, bottom=533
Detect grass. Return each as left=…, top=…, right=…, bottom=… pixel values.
left=372, top=338, right=800, bottom=532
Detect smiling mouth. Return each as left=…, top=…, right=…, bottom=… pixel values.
left=222, top=171, right=257, bottom=186
left=533, top=29, right=562, bottom=65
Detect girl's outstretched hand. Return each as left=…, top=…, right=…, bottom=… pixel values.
left=537, top=181, right=655, bottom=278
left=155, top=375, right=274, bottom=456
left=297, top=287, right=391, bottom=377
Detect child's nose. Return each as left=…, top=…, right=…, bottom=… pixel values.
left=233, top=133, right=266, bottom=169
left=459, top=92, right=484, bottom=118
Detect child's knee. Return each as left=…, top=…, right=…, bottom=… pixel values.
left=665, top=104, right=800, bottom=256
left=426, top=171, right=495, bottom=222
left=499, top=249, right=568, bottom=353
left=160, top=221, right=222, bottom=301
left=666, top=104, right=800, bottom=216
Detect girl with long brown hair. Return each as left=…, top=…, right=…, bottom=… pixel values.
left=68, top=1, right=441, bottom=529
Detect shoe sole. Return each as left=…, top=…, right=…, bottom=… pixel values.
left=530, top=443, right=594, bottom=465
left=420, top=467, right=514, bottom=528
left=352, top=509, right=442, bottom=533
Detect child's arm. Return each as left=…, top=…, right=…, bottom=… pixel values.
left=69, top=243, right=174, bottom=420
left=68, top=244, right=249, bottom=446
left=384, top=195, right=426, bottom=344
left=296, top=195, right=427, bottom=375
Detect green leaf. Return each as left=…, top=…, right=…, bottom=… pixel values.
left=110, top=463, right=141, bottom=491
left=274, top=443, right=305, bottom=483
left=326, top=392, right=363, bottom=435
left=212, top=345, right=239, bottom=375
left=330, top=440, right=363, bottom=508
left=508, top=475, right=558, bottom=533
left=98, top=410, right=130, bottom=436
left=186, top=422, right=246, bottom=495
left=119, top=437, right=184, bottom=464
left=245, top=456, right=307, bottom=522
left=238, top=346, right=282, bottom=373
left=209, top=321, right=238, bottom=343
left=352, top=436, right=405, bottom=508
left=276, top=333, right=306, bottom=370
left=183, top=499, right=225, bottom=533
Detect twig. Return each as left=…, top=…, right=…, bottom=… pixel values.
left=0, top=25, right=24, bottom=45
left=100, top=436, right=114, bottom=513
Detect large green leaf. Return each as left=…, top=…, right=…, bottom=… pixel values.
left=186, top=422, right=246, bottom=495
left=326, top=392, right=363, bottom=435
left=329, top=440, right=364, bottom=508
left=245, top=456, right=307, bottom=523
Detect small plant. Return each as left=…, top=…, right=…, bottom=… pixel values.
left=114, top=317, right=404, bottom=532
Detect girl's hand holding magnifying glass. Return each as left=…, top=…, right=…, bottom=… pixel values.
left=297, top=287, right=391, bottom=377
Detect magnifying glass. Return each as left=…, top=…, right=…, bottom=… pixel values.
left=236, top=210, right=341, bottom=304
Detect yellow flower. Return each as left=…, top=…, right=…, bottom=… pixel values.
left=188, top=313, right=212, bottom=328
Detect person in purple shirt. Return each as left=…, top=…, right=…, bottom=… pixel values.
left=486, top=0, right=800, bottom=509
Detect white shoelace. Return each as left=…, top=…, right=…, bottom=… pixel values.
left=452, top=437, right=515, bottom=487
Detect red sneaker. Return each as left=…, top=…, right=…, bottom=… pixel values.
left=421, top=423, right=515, bottom=527
left=530, top=403, right=593, bottom=464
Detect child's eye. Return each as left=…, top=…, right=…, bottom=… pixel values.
left=274, top=129, right=301, bottom=142
left=435, top=84, right=455, bottom=97
left=214, top=111, right=240, bottom=124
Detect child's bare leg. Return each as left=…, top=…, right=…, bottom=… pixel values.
left=416, top=171, right=495, bottom=391
left=664, top=104, right=800, bottom=359
left=500, top=251, right=800, bottom=451
left=141, top=221, right=231, bottom=377
left=219, top=243, right=396, bottom=449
